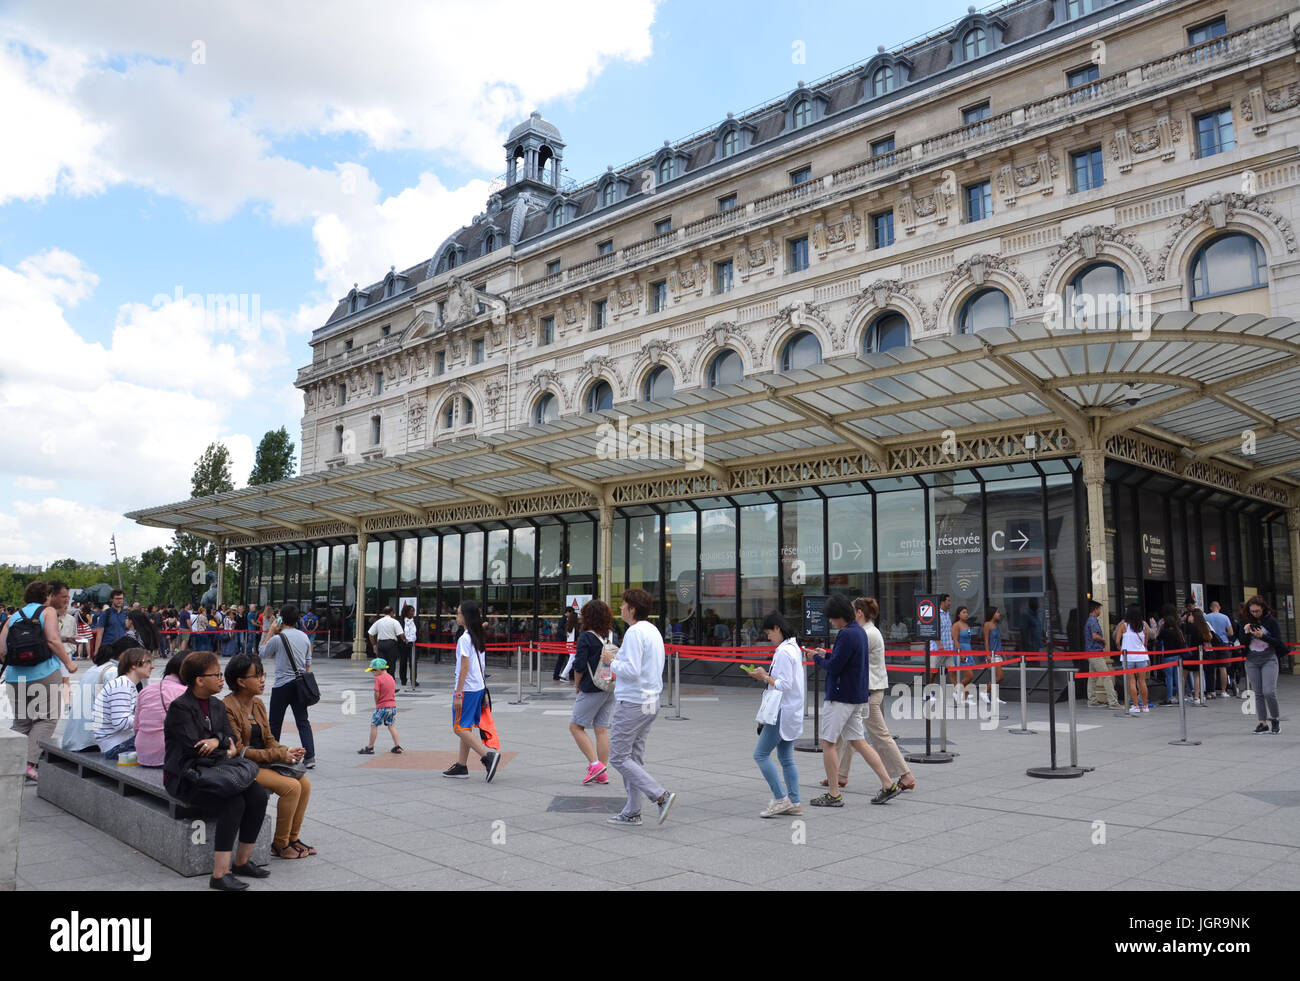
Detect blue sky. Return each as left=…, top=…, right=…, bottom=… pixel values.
left=0, top=0, right=974, bottom=564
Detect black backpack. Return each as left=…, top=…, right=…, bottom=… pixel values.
left=5, top=607, right=48, bottom=668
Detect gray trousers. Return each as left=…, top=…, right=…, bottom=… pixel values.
left=7, top=667, right=61, bottom=766
left=609, top=699, right=665, bottom=817
left=1245, top=653, right=1280, bottom=721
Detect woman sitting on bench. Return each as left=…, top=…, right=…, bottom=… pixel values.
left=164, top=651, right=270, bottom=892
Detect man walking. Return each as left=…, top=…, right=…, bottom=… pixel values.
left=601, top=589, right=676, bottom=826
left=1084, top=600, right=1120, bottom=708
left=926, top=593, right=955, bottom=708
left=367, top=607, right=403, bottom=681
left=94, top=589, right=129, bottom=652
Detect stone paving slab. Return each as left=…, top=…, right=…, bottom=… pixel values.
left=13, top=658, right=1300, bottom=890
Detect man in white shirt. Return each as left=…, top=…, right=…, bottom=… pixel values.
left=600, top=589, right=677, bottom=827
left=367, top=608, right=403, bottom=679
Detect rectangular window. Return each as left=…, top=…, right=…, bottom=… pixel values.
left=1066, top=0, right=1094, bottom=18
left=374, top=373, right=384, bottom=396
left=651, top=280, right=668, bottom=313
left=546, top=259, right=561, bottom=276
left=872, top=210, right=895, bottom=248
left=371, top=417, right=381, bottom=445
left=1067, top=64, right=1100, bottom=89
left=1195, top=107, right=1235, bottom=157
left=593, top=299, right=607, bottom=330
left=965, top=180, right=993, bottom=222
left=654, top=217, right=672, bottom=236
left=790, top=166, right=812, bottom=186
left=335, top=426, right=344, bottom=454
left=788, top=236, right=809, bottom=273
left=962, top=101, right=991, bottom=126
left=435, top=351, right=445, bottom=375
left=870, top=136, right=895, bottom=158
left=338, top=383, right=347, bottom=405
left=472, top=338, right=484, bottom=363
left=344, top=339, right=353, bottom=351
left=540, top=316, right=554, bottom=345
left=1188, top=17, right=1226, bottom=46
left=1071, top=146, right=1104, bottom=192
left=718, top=193, right=738, bottom=213
left=381, top=325, right=391, bottom=337
left=597, top=240, right=613, bottom=256
left=715, top=260, right=734, bottom=294
left=436, top=300, right=446, bottom=323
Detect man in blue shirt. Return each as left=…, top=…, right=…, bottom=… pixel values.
left=1084, top=600, right=1119, bottom=707
left=94, top=589, right=129, bottom=651
left=809, top=594, right=901, bottom=807
left=1204, top=600, right=1236, bottom=697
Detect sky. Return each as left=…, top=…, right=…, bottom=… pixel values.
left=0, top=0, right=974, bottom=565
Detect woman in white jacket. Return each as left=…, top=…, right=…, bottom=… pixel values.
left=750, top=612, right=806, bottom=818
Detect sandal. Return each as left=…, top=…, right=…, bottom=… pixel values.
left=390, top=746, right=404, bottom=754
left=899, top=777, right=917, bottom=791
left=271, top=843, right=305, bottom=860
left=818, top=778, right=848, bottom=788
left=358, top=746, right=375, bottom=755
left=290, top=839, right=317, bottom=856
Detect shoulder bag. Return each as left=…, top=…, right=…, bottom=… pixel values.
left=267, top=760, right=308, bottom=780
left=581, top=630, right=616, bottom=691
left=755, top=647, right=784, bottom=727
left=271, top=634, right=321, bottom=707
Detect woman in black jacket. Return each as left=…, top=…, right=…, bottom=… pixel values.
left=1241, top=596, right=1289, bottom=734
left=164, top=650, right=270, bottom=891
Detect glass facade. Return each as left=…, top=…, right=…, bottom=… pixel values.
left=238, top=460, right=1294, bottom=665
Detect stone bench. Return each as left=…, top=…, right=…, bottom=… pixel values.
left=37, top=741, right=272, bottom=877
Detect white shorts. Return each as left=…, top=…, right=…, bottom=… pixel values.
left=820, top=701, right=868, bottom=744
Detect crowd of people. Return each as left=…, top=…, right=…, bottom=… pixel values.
left=1, top=572, right=1293, bottom=890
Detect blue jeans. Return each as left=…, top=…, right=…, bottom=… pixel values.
left=102, top=736, right=136, bottom=760
left=753, top=711, right=799, bottom=804
left=1162, top=656, right=1181, bottom=700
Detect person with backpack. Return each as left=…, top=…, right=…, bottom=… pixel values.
left=0, top=581, right=78, bottom=781
left=568, top=599, right=617, bottom=786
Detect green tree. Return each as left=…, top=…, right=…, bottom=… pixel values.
left=165, top=442, right=237, bottom=606
left=248, top=427, right=296, bottom=486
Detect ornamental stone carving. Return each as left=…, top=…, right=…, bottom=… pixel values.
left=737, top=240, right=777, bottom=283
left=689, top=321, right=759, bottom=379
left=670, top=260, right=705, bottom=301
left=484, top=380, right=505, bottom=420
left=812, top=212, right=861, bottom=259
left=939, top=254, right=1032, bottom=307
left=1154, top=192, right=1297, bottom=280
left=1264, top=82, right=1300, bottom=112
left=444, top=277, right=478, bottom=326
left=844, top=279, right=935, bottom=344
left=1111, top=117, right=1181, bottom=172
left=406, top=399, right=426, bottom=450
left=763, top=301, right=834, bottom=358
left=1035, top=225, right=1156, bottom=302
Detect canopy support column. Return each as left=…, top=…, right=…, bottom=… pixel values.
left=598, top=501, right=614, bottom=607
left=1081, top=447, right=1109, bottom=639
left=353, top=528, right=369, bottom=660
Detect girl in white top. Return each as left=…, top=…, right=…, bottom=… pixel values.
left=1116, top=604, right=1151, bottom=714
left=443, top=601, right=500, bottom=782
left=751, top=612, right=806, bottom=818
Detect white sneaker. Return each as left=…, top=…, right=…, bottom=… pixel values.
left=979, top=692, right=991, bottom=706
left=952, top=690, right=963, bottom=706
left=1129, top=705, right=1141, bottom=716
left=760, top=798, right=792, bottom=818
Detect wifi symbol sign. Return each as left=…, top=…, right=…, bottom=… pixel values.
left=956, top=575, right=974, bottom=592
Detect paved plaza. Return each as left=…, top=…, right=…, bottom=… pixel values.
left=17, top=656, right=1300, bottom=891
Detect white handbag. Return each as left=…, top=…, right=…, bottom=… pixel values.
left=756, top=656, right=782, bottom=726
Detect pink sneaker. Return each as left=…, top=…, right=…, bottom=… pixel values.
left=595, top=771, right=609, bottom=784
left=583, top=761, right=607, bottom=785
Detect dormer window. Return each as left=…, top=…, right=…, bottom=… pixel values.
left=782, top=86, right=829, bottom=132
left=650, top=143, right=689, bottom=189
left=964, top=28, right=987, bottom=59
left=658, top=158, right=674, bottom=184
left=602, top=183, right=616, bottom=207
left=792, top=100, right=811, bottom=129
left=715, top=115, right=757, bottom=160
left=722, top=130, right=738, bottom=157
left=872, top=65, right=894, bottom=97
left=948, top=12, right=1005, bottom=64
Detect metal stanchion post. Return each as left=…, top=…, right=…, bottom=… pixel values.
left=939, top=665, right=949, bottom=754
left=535, top=646, right=543, bottom=694
left=906, top=651, right=955, bottom=764
left=795, top=662, right=822, bottom=753
left=1196, top=644, right=1205, bottom=705
left=509, top=644, right=526, bottom=705
left=1170, top=651, right=1201, bottom=747
left=1113, top=650, right=1133, bottom=719
left=1028, top=651, right=1085, bottom=778
left=665, top=652, right=688, bottom=721
left=1009, top=654, right=1033, bottom=735
left=663, top=647, right=675, bottom=709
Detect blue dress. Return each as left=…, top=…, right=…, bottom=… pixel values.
left=958, top=626, right=974, bottom=665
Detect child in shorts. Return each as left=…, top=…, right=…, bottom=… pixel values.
left=358, top=658, right=402, bottom=754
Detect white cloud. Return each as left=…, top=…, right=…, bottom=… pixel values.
left=13, top=476, right=57, bottom=492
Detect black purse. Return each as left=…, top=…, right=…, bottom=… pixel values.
left=185, top=755, right=260, bottom=796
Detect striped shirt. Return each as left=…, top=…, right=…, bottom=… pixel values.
left=93, top=675, right=139, bottom=751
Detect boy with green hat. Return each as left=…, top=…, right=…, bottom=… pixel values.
left=358, top=657, right=402, bottom=755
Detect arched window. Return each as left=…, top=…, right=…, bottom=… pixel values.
left=1190, top=233, right=1268, bottom=299
left=792, top=100, right=812, bottom=129
left=964, top=27, right=987, bottom=60
left=959, top=288, right=1011, bottom=334
left=721, top=129, right=739, bottom=158
left=658, top=158, right=674, bottom=185
left=1069, top=263, right=1127, bottom=330
left=463, top=399, right=474, bottom=425
left=601, top=183, right=616, bottom=207
left=551, top=206, right=567, bottom=229
left=446, top=249, right=458, bottom=271
left=534, top=394, right=558, bottom=425
left=643, top=366, right=675, bottom=402
left=781, top=331, right=823, bottom=372
left=707, top=349, right=744, bottom=388
left=585, top=381, right=614, bottom=413
left=863, top=313, right=910, bottom=353
left=538, top=146, right=554, bottom=185
left=442, top=400, right=456, bottom=430
left=871, top=65, right=894, bottom=98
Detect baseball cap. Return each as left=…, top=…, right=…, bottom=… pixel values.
left=365, top=658, right=389, bottom=672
